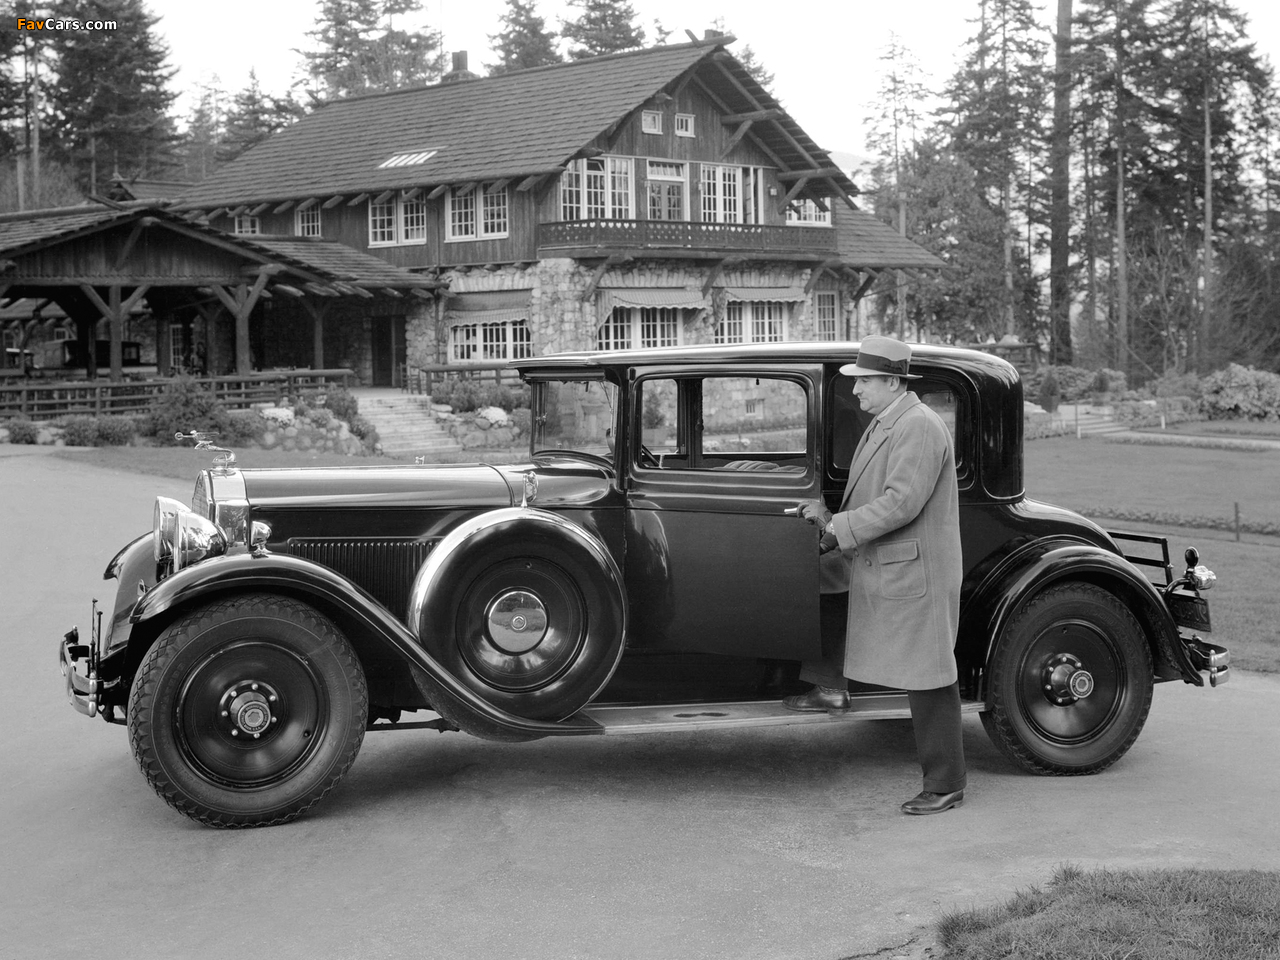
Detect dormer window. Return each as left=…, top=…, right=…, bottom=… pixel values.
left=642, top=110, right=663, bottom=134
left=675, top=114, right=695, bottom=137
left=295, top=206, right=321, bottom=237
left=233, top=215, right=259, bottom=235
left=378, top=149, right=438, bottom=168
left=446, top=182, right=509, bottom=241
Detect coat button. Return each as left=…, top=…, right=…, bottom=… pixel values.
left=865, top=558, right=872, bottom=566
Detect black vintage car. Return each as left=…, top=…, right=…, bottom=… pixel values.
left=60, top=343, right=1228, bottom=827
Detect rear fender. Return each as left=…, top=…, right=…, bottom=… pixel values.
left=129, top=553, right=601, bottom=741
left=961, top=540, right=1199, bottom=700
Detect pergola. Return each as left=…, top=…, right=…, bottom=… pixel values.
left=0, top=201, right=444, bottom=379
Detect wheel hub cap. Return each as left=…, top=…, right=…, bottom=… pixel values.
left=1043, top=653, right=1094, bottom=706
left=485, top=590, right=548, bottom=654
left=219, top=680, right=280, bottom=739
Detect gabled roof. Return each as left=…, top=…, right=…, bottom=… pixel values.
left=836, top=207, right=946, bottom=270
left=178, top=40, right=857, bottom=208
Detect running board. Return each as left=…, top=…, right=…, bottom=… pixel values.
left=581, top=695, right=985, bottom=736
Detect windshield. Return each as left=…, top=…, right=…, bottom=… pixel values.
left=532, top=379, right=618, bottom=459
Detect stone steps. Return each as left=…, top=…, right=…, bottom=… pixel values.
left=357, top=395, right=462, bottom=457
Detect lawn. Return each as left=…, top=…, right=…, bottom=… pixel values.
left=938, top=865, right=1280, bottom=959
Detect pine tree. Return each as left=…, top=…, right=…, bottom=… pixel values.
left=561, top=0, right=645, bottom=60
left=220, top=72, right=303, bottom=164
left=304, top=0, right=442, bottom=101
left=44, top=0, right=178, bottom=194
left=177, top=79, right=224, bottom=183
left=487, top=0, right=561, bottom=76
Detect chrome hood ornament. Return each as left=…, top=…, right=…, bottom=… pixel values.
left=175, top=430, right=237, bottom=474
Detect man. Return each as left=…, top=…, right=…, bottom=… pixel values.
left=786, top=335, right=967, bottom=816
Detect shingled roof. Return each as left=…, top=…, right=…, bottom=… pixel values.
left=179, top=40, right=857, bottom=208
left=835, top=207, right=946, bottom=270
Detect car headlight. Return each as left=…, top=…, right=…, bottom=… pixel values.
left=154, top=496, right=226, bottom=571
left=1190, top=565, right=1216, bottom=591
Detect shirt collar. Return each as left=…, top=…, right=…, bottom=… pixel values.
left=873, top=390, right=909, bottom=427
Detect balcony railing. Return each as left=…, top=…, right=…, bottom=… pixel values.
left=537, top=219, right=838, bottom=257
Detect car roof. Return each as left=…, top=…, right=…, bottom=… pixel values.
left=513, top=341, right=1020, bottom=386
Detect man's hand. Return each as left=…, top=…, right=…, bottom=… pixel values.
left=796, top=499, right=833, bottom=527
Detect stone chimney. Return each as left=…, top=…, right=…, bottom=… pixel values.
left=441, top=51, right=479, bottom=84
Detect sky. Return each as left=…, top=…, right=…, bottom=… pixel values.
left=149, top=0, right=1280, bottom=159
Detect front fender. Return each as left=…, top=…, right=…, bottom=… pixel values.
left=960, top=539, right=1198, bottom=698
left=131, top=552, right=601, bottom=740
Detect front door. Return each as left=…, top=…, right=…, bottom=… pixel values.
left=370, top=315, right=401, bottom=387
left=623, top=369, right=823, bottom=661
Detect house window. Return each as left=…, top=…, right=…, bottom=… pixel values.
left=447, top=182, right=509, bottom=241
left=700, top=163, right=741, bottom=224
left=295, top=206, right=322, bottom=237
left=368, top=198, right=397, bottom=245
left=815, top=292, right=838, bottom=339
left=786, top=198, right=833, bottom=225
left=561, top=157, right=633, bottom=220
left=716, top=301, right=788, bottom=344
left=169, top=322, right=186, bottom=370
left=450, top=319, right=531, bottom=362
left=642, top=110, right=663, bottom=134
left=401, top=193, right=427, bottom=242
left=647, top=160, right=686, bottom=221
left=233, top=215, right=259, bottom=235
left=378, top=149, right=438, bottom=168
left=597, top=307, right=683, bottom=350
left=675, top=114, right=695, bottom=137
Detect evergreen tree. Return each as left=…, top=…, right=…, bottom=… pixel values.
left=710, top=20, right=774, bottom=94
left=304, top=0, right=442, bottom=101
left=487, top=0, right=561, bottom=76
left=1, top=1, right=25, bottom=158
left=220, top=72, right=303, bottom=163
left=561, top=0, right=645, bottom=60
left=942, top=0, right=1050, bottom=340
left=44, top=0, right=178, bottom=194
left=177, top=79, right=224, bottom=183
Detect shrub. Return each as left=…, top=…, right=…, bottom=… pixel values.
left=147, top=376, right=232, bottom=445
left=60, top=415, right=100, bottom=447
left=1036, top=369, right=1061, bottom=414
left=1150, top=370, right=1203, bottom=399
left=1024, top=365, right=1097, bottom=403
left=1091, top=368, right=1110, bottom=395
left=1198, top=363, right=1280, bottom=421
left=6, top=418, right=39, bottom=444
left=322, top=386, right=360, bottom=423
left=226, top=409, right=265, bottom=443
left=348, top=415, right=378, bottom=441
left=95, top=416, right=138, bottom=446
left=307, top=407, right=334, bottom=428
left=510, top=408, right=532, bottom=435
left=431, top=378, right=530, bottom=413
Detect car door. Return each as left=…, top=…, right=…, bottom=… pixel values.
left=622, top=365, right=824, bottom=661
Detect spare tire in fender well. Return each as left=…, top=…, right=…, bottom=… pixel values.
left=408, top=507, right=627, bottom=721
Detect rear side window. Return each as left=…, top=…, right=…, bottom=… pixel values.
left=827, top=375, right=966, bottom=476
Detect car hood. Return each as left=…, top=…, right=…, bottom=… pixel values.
left=237, top=463, right=514, bottom=510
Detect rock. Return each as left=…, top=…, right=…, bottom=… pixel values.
left=474, top=416, right=492, bottom=430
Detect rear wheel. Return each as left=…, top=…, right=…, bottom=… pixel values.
left=982, top=582, right=1153, bottom=775
left=128, top=594, right=366, bottom=827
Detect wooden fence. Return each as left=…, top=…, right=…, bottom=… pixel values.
left=402, top=362, right=521, bottom=396
left=0, top=369, right=355, bottom=421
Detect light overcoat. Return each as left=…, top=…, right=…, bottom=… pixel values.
left=819, top=392, right=962, bottom=689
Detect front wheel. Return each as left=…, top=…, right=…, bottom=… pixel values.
left=981, top=582, right=1153, bottom=776
left=128, top=594, right=367, bottom=827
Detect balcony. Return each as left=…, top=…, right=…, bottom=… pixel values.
left=537, top=219, right=838, bottom=260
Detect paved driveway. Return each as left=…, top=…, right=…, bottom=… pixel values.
left=3, top=446, right=1278, bottom=960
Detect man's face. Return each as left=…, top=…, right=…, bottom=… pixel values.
left=852, top=375, right=901, bottom=416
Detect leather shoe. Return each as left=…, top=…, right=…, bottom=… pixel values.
left=901, top=790, right=964, bottom=815
left=782, top=685, right=850, bottom=712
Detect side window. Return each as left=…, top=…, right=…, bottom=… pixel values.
left=635, top=375, right=810, bottom=474
left=827, top=375, right=964, bottom=475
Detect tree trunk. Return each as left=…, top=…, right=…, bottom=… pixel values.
left=1048, top=0, right=1074, bottom=363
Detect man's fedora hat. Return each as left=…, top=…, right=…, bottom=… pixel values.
left=839, top=335, right=921, bottom=379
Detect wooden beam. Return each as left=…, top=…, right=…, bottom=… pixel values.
left=580, top=255, right=625, bottom=302
left=778, top=177, right=810, bottom=214
left=517, top=173, right=547, bottom=193
left=346, top=193, right=370, bottom=206
left=777, top=167, right=845, bottom=182
left=206, top=207, right=228, bottom=220
left=295, top=197, right=318, bottom=211
left=322, top=195, right=346, bottom=208
left=249, top=202, right=271, bottom=216
left=488, top=178, right=511, bottom=193
left=428, top=184, right=449, bottom=199
left=691, top=76, right=788, bottom=169
left=372, top=190, right=395, bottom=205
left=454, top=182, right=478, bottom=197
left=722, top=109, right=783, bottom=123
left=228, top=205, right=249, bottom=218
left=852, top=271, right=879, bottom=303
left=274, top=284, right=306, bottom=297
left=112, top=220, right=146, bottom=271
left=719, top=120, right=754, bottom=159
left=701, top=259, right=727, bottom=298
left=273, top=200, right=295, bottom=214
left=401, top=187, right=422, bottom=200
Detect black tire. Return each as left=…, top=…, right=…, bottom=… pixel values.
left=981, top=582, right=1153, bottom=775
left=419, top=526, right=625, bottom=721
left=128, top=594, right=367, bottom=828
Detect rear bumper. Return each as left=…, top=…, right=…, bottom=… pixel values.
left=1182, top=635, right=1230, bottom=687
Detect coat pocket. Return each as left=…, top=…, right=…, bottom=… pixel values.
left=877, top=539, right=926, bottom=599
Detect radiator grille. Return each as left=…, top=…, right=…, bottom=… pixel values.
left=287, top=538, right=436, bottom=620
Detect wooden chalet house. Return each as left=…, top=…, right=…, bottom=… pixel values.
left=178, top=37, right=939, bottom=387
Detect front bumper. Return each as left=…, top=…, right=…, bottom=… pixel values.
left=59, top=600, right=122, bottom=722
